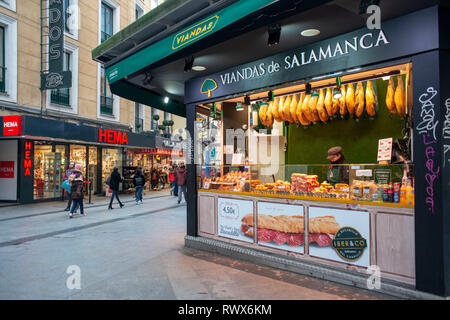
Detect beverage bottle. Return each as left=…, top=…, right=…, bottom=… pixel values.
left=393, top=183, right=400, bottom=203
left=400, top=181, right=407, bottom=204
left=406, top=179, right=414, bottom=206
left=382, top=184, right=389, bottom=202
left=388, top=182, right=394, bottom=202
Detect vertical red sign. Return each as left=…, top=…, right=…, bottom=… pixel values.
left=24, top=141, right=32, bottom=177
left=3, top=115, right=22, bottom=136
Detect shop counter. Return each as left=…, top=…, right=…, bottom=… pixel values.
left=197, top=190, right=415, bottom=285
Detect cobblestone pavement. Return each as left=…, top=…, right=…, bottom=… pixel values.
left=0, top=192, right=396, bottom=300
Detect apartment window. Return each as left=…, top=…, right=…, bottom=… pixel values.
left=135, top=103, right=144, bottom=133
left=0, top=26, right=5, bottom=93
left=101, top=2, right=114, bottom=42
left=150, top=108, right=159, bottom=131
left=0, top=13, right=17, bottom=103
left=0, top=0, right=15, bottom=12
left=150, top=0, right=163, bottom=10
left=164, top=112, right=172, bottom=135
left=100, top=66, right=113, bottom=115
left=135, top=1, right=144, bottom=20
left=50, top=52, right=71, bottom=107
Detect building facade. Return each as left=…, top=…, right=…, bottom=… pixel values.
left=0, top=0, right=185, bottom=135
left=0, top=0, right=186, bottom=204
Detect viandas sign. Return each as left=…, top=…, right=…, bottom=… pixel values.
left=41, top=0, right=72, bottom=90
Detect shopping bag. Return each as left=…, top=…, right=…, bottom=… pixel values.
left=61, top=180, right=71, bottom=194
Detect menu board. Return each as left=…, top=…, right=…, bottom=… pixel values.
left=308, top=206, right=370, bottom=267
left=256, top=202, right=304, bottom=254
left=377, top=138, right=393, bottom=162
left=217, top=198, right=254, bottom=243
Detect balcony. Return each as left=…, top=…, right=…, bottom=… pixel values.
left=50, top=90, right=70, bottom=107
left=100, top=95, right=114, bottom=115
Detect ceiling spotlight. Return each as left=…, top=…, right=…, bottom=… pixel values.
left=184, top=55, right=195, bottom=72
left=268, top=24, right=281, bottom=46
left=301, top=29, right=320, bottom=37
left=244, top=96, right=251, bottom=106
left=333, top=77, right=342, bottom=99
left=359, top=0, right=381, bottom=15
left=192, top=65, right=206, bottom=71
left=142, top=72, right=153, bottom=86
left=164, top=97, right=169, bottom=104
left=305, top=83, right=312, bottom=95
left=268, top=91, right=274, bottom=102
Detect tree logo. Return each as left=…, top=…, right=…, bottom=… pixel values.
left=200, top=78, right=218, bottom=97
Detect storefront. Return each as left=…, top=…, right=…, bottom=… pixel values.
left=95, top=1, right=449, bottom=297
left=0, top=115, right=180, bottom=203
left=185, top=6, right=450, bottom=297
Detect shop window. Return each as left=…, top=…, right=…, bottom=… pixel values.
left=50, top=51, right=71, bottom=107
left=102, top=148, right=122, bottom=192
left=69, top=145, right=87, bottom=176
left=34, top=143, right=66, bottom=200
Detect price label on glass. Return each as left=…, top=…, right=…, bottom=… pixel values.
left=219, top=203, right=239, bottom=219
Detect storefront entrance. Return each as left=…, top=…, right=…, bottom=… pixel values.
left=33, top=142, right=66, bottom=201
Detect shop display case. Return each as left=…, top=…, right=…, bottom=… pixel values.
left=198, top=163, right=414, bottom=208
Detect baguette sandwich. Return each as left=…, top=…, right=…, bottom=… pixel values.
left=241, top=214, right=340, bottom=247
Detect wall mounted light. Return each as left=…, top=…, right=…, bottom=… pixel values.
left=184, top=55, right=194, bottom=72
left=268, top=24, right=281, bottom=46
left=164, top=97, right=169, bottom=104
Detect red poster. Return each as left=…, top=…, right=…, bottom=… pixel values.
left=0, top=161, right=15, bottom=178
left=3, top=115, right=22, bottom=136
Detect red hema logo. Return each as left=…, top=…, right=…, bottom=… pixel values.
left=3, top=116, right=22, bottom=136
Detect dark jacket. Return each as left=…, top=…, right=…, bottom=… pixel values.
left=176, top=168, right=187, bottom=186
left=109, top=171, right=123, bottom=191
left=133, top=173, right=146, bottom=187
left=70, top=171, right=84, bottom=200
left=326, top=157, right=349, bottom=186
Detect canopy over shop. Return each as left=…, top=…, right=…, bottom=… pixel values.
left=93, top=0, right=450, bottom=297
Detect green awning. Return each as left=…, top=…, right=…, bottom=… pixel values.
left=105, top=0, right=278, bottom=85
left=110, top=80, right=186, bottom=117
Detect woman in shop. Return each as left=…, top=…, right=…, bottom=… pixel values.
left=68, top=164, right=85, bottom=218
left=326, top=146, right=349, bottom=186
left=108, top=167, right=124, bottom=210
left=133, top=168, right=146, bottom=205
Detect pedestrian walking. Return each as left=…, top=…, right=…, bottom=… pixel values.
left=169, top=165, right=177, bottom=196
left=133, top=168, right=146, bottom=204
left=64, top=162, right=75, bottom=211
left=176, top=164, right=187, bottom=204
left=68, top=164, right=85, bottom=218
left=107, top=167, right=124, bottom=210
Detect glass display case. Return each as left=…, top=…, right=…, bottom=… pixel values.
left=198, top=164, right=414, bottom=207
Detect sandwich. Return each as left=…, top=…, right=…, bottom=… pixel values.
left=241, top=214, right=340, bottom=247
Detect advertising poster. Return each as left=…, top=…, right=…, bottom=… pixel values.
left=308, top=207, right=370, bottom=267
left=254, top=202, right=304, bottom=254
left=217, top=198, right=254, bottom=243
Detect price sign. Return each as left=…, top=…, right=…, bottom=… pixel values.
left=217, top=198, right=253, bottom=243
left=377, top=138, right=393, bottom=162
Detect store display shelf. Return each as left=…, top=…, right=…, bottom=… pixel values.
left=198, top=189, right=414, bottom=210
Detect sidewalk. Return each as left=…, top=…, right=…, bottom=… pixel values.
left=0, top=189, right=173, bottom=221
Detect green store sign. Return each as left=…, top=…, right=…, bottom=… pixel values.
left=332, top=227, right=368, bottom=262
left=172, top=15, right=219, bottom=50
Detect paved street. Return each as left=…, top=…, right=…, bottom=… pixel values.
left=0, top=191, right=395, bottom=300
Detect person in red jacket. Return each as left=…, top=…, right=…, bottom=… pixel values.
left=175, top=164, right=187, bottom=204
